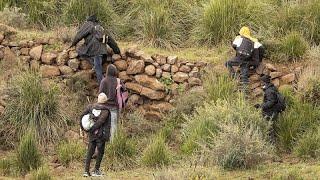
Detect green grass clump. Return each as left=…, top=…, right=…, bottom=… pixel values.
left=280, top=32, right=308, bottom=61
left=276, top=100, right=320, bottom=152
left=0, top=156, right=18, bottom=176
left=298, top=65, right=320, bottom=106
left=62, top=0, right=119, bottom=35
left=16, top=133, right=42, bottom=174
left=57, top=141, right=85, bottom=166
left=294, top=127, right=320, bottom=159
left=142, top=135, right=171, bottom=167
left=1, top=71, right=66, bottom=146
left=210, top=123, right=272, bottom=170
left=31, top=167, right=52, bottom=180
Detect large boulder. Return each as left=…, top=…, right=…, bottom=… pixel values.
left=188, top=77, right=202, bottom=86
left=281, top=73, right=296, bottom=84
left=126, top=82, right=143, bottom=93
left=134, top=75, right=165, bottom=91
left=179, top=65, right=192, bottom=73
left=161, top=64, right=171, bottom=72
left=114, top=60, right=128, bottom=71
left=56, top=51, right=69, bottom=65
left=119, top=71, right=132, bottom=82
left=270, top=72, right=283, bottom=79
left=152, top=55, right=167, bottom=65
left=173, top=72, right=189, bottom=83
left=141, top=54, right=154, bottom=64
left=68, top=51, right=78, bottom=59
left=171, top=65, right=179, bottom=73
left=41, top=52, right=57, bottom=65
left=29, top=45, right=43, bottom=60
left=40, top=65, right=60, bottom=78
left=140, top=87, right=165, bottom=100
left=127, top=60, right=145, bottom=75
left=145, top=65, right=156, bottom=76
left=68, top=59, right=80, bottom=71
left=72, top=70, right=93, bottom=82
left=127, top=94, right=144, bottom=106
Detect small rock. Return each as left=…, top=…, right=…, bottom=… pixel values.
left=281, top=73, right=296, bottom=84
left=57, top=51, right=69, bottom=66
left=72, top=70, right=93, bottom=82
left=3, top=47, right=17, bottom=62
left=68, top=59, right=80, bottom=71
left=41, top=52, right=57, bottom=65
left=265, top=63, right=277, bottom=72
left=270, top=72, right=283, bottom=79
left=29, top=45, right=43, bottom=60
left=119, top=71, right=132, bottom=82
left=145, top=65, right=156, bottom=76
left=141, top=87, right=166, bottom=100
left=173, top=72, right=189, bottom=83
left=20, top=48, right=30, bottom=56
left=128, top=94, right=143, bottom=106
left=59, top=66, right=74, bottom=75
left=161, top=64, right=171, bottom=72
left=68, top=51, right=78, bottom=59
left=127, top=60, right=145, bottom=75
left=112, top=54, right=121, bottom=61
left=162, top=72, right=171, bottom=79
left=141, top=54, right=154, bottom=64
left=171, top=65, right=179, bottom=73
left=80, top=59, right=93, bottom=70
left=152, top=55, right=166, bottom=65
left=167, top=56, right=177, bottom=65
left=135, top=75, right=165, bottom=91
left=30, top=60, right=40, bottom=70
left=272, top=78, right=280, bottom=87
left=114, top=60, right=128, bottom=71
left=179, top=65, right=192, bottom=73
left=188, top=77, right=202, bottom=86
left=40, top=65, right=60, bottom=78
left=126, top=82, right=143, bottom=93
left=144, top=111, right=162, bottom=121
left=156, top=68, right=162, bottom=78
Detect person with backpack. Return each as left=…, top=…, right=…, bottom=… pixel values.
left=254, top=74, right=286, bottom=143
left=69, top=14, right=121, bottom=83
left=80, top=93, right=111, bottom=177
left=99, top=64, right=128, bottom=141
left=225, top=27, right=264, bottom=90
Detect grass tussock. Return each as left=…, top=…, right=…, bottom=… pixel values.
left=294, top=127, right=320, bottom=160
left=280, top=32, right=309, bottom=61
left=16, top=133, right=42, bottom=174
left=30, top=166, right=52, bottom=180
left=298, top=64, right=320, bottom=106
left=142, top=134, right=171, bottom=168
left=57, top=141, right=85, bottom=167
left=1, top=71, right=66, bottom=146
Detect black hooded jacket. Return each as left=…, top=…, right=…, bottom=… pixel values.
left=71, top=15, right=120, bottom=57
left=261, top=83, right=279, bottom=116
left=81, top=103, right=111, bottom=141
left=99, top=64, right=119, bottom=109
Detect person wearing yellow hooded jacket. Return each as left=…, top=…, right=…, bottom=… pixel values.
left=225, top=27, right=265, bottom=87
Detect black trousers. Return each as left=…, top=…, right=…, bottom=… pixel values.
left=264, top=113, right=279, bottom=144
left=225, top=56, right=250, bottom=84
left=84, top=139, right=106, bottom=172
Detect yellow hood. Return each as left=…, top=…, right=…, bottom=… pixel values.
left=239, top=26, right=258, bottom=42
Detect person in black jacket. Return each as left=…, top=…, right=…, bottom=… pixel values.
left=81, top=93, right=110, bottom=177
left=69, top=14, right=121, bottom=83
left=255, top=75, right=280, bottom=143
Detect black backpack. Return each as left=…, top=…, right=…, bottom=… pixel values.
left=276, top=92, right=286, bottom=113
left=237, top=37, right=254, bottom=60
left=94, top=25, right=107, bottom=43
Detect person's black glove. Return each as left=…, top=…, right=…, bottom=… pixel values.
left=254, top=104, right=261, bottom=109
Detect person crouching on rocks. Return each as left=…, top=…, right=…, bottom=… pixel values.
left=69, top=14, right=121, bottom=83
left=81, top=93, right=111, bottom=177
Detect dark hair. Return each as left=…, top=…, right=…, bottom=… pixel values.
left=106, top=64, right=118, bottom=77
left=87, top=14, right=99, bottom=23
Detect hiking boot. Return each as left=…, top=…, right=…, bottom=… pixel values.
left=92, top=169, right=103, bottom=177
left=83, top=172, right=90, bottom=177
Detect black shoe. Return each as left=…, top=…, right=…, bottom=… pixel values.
left=92, top=169, right=103, bottom=177
left=83, top=171, right=90, bottom=177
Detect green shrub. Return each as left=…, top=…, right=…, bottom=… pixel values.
left=57, top=141, right=85, bottom=166
left=294, top=127, right=320, bottom=159
left=0, top=7, right=27, bottom=28
left=63, top=0, right=119, bottom=35
left=31, top=167, right=52, bottom=180
left=280, top=32, right=308, bottom=61
left=1, top=71, right=66, bottom=146
left=210, top=123, right=272, bottom=170
left=276, top=100, right=320, bottom=152
left=193, top=0, right=273, bottom=45
left=181, top=97, right=270, bottom=154
left=298, top=65, right=320, bottom=106
left=142, top=135, right=171, bottom=167
left=16, top=133, right=42, bottom=174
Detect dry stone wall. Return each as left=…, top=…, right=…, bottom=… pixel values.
left=0, top=24, right=301, bottom=119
